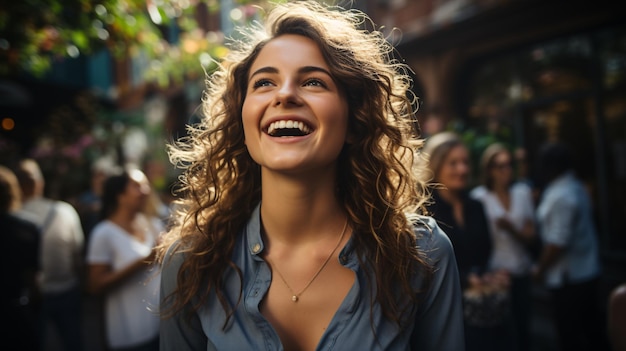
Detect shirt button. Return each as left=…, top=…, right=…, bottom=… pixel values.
left=339, top=255, right=347, bottom=264
left=252, top=243, right=261, bottom=253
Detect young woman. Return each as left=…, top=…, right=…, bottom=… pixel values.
left=470, top=142, right=537, bottom=351
left=86, top=168, right=162, bottom=351
left=422, top=132, right=512, bottom=351
left=157, top=2, right=463, bottom=350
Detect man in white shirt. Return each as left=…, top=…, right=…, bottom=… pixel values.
left=16, top=158, right=85, bottom=351
left=532, top=142, right=605, bottom=351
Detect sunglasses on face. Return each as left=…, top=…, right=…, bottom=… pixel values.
left=491, top=161, right=512, bottom=170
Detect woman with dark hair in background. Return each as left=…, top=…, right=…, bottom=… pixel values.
left=86, top=168, right=162, bottom=351
left=422, top=131, right=512, bottom=351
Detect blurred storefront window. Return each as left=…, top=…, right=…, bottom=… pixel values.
left=597, top=27, right=626, bottom=257
left=462, top=23, right=626, bottom=257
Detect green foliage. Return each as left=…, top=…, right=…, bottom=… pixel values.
left=0, top=0, right=236, bottom=86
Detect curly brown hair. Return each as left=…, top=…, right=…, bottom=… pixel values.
left=157, top=0, right=433, bottom=331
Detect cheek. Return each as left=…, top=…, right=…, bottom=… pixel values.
left=321, top=99, right=349, bottom=137
left=458, top=163, right=471, bottom=176
left=437, top=167, right=453, bottom=184
left=440, top=165, right=467, bottom=184
left=490, top=170, right=499, bottom=180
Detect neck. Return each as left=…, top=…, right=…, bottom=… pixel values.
left=109, top=209, right=138, bottom=227
left=493, top=183, right=509, bottom=194
left=260, top=168, right=342, bottom=243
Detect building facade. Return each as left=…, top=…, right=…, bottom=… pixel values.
left=361, top=0, right=626, bottom=287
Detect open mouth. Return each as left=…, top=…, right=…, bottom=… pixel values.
left=267, top=120, right=312, bottom=137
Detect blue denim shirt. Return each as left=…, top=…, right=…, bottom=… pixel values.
left=160, top=204, right=464, bottom=350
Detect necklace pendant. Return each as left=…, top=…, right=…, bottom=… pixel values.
left=292, top=295, right=298, bottom=302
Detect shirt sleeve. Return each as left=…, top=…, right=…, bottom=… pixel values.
left=516, top=183, right=536, bottom=224
left=542, top=195, right=577, bottom=247
left=159, top=246, right=214, bottom=351
left=411, top=218, right=465, bottom=351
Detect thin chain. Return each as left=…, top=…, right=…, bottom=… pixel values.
left=268, top=218, right=348, bottom=302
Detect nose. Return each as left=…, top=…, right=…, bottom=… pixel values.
left=273, top=81, right=302, bottom=107
left=453, top=160, right=470, bottom=177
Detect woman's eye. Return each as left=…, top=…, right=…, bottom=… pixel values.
left=304, top=78, right=326, bottom=87
left=252, top=79, right=273, bottom=88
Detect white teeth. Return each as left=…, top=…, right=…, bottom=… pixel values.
left=267, top=120, right=311, bottom=135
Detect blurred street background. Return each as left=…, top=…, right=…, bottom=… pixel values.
left=2, top=0, right=625, bottom=350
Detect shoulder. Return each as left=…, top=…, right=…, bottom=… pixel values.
left=54, top=200, right=80, bottom=216
left=160, top=240, right=187, bottom=290
left=469, top=185, right=487, bottom=200
left=544, top=181, right=577, bottom=206
left=412, top=215, right=455, bottom=261
left=14, top=210, right=42, bottom=228
left=511, top=181, right=532, bottom=195
left=46, top=200, right=82, bottom=228
left=90, top=221, right=116, bottom=240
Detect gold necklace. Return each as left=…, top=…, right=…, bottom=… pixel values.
left=267, top=218, right=348, bottom=302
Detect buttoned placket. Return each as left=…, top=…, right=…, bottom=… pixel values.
left=244, top=223, right=360, bottom=351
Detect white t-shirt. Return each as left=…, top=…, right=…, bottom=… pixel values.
left=87, top=215, right=162, bottom=348
left=20, top=197, right=84, bottom=293
left=470, top=182, right=535, bottom=275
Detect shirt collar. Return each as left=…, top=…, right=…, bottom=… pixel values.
left=243, top=202, right=357, bottom=264
left=246, top=202, right=265, bottom=257
left=548, top=170, right=575, bottom=188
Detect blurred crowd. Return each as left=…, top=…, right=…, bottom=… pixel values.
left=2, top=133, right=625, bottom=351
left=420, top=132, right=620, bottom=351
left=1, top=157, right=170, bottom=351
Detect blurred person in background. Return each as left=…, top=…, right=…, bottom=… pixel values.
left=532, top=141, right=607, bottom=351
left=422, top=131, right=513, bottom=351
left=142, top=187, right=171, bottom=231
left=513, top=146, right=540, bottom=207
left=470, top=142, right=538, bottom=351
left=15, top=158, right=85, bottom=351
left=75, top=158, right=119, bottom=351
left=76, top=157, right=118, bottom=250
left=513, top=147, right=531, bottom=187
left=0, top=165, right=42, bottom=351
left=608, top=282, right=626, bottom=351
left=86, top=167, right=162, bottom=351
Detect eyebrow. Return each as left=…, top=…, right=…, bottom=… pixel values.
left=249, top=65, right=332, bottom=80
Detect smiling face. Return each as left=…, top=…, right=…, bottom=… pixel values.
left=241, top=34, right=349, bottom=175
